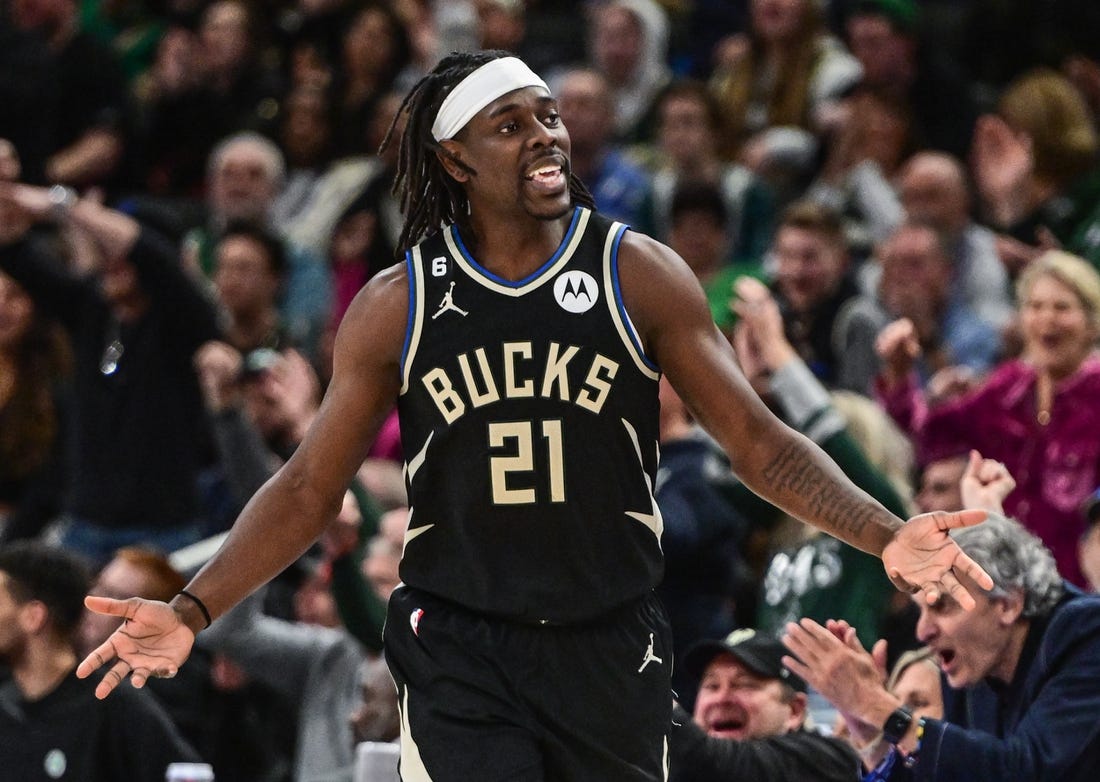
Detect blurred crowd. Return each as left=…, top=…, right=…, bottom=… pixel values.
left=2, top=0, right=1100, bottom=780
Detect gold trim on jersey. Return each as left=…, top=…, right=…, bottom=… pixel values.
left=404, top=431, right=434, bottom=483
left=602, top=223, right=661, bottom=381
left=403, top=518, right=434, bottom=553
left=442, top=209, right=592, bottom=296
left=621, top=417, right=663, bottom=543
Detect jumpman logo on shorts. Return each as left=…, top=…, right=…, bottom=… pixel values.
left=432, top=281, right=468, bottom=319
left=637, top=633, right=663, bottom=672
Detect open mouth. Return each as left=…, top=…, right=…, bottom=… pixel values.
left=936, top=648, right=956, bottom=671
left=706, top=713, right=747, bottom=737
left=523, top=158, right=568, bottom=193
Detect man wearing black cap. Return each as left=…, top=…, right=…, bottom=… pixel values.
left=669, top=628, right=860, bottom=781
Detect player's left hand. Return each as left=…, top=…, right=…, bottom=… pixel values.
left=881, top=509, right=994, bottom=610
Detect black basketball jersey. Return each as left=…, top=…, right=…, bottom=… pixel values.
left=396, top=207, right=664, bottom=623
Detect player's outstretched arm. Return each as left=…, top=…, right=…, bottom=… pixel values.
left=616, top=232, right=992, bottom=607
left=78, top=264, right=410, bottom=698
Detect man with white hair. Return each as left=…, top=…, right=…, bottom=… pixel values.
left=184, top=132, right=332, bottom=360
left=786, top=514, right=1100, bottom=781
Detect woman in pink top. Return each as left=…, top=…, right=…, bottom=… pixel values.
left=877, top=250, right=1100, bottom=586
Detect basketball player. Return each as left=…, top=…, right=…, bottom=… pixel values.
left=78, top=52, right=992, bottom=781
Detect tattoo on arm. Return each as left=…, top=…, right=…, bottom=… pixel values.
left=761, top=441, right=881, bottom=540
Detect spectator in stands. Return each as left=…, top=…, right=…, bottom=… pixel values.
left=668, top=628, right=860, bottom=781
left=194, top=0, right=282, bottom=134
left=333, top=3, right=411, bottom=158
left=804, top=86, right=910, bottom=257
left=474, top=0, right=526, bottom=55
left=913, top=455, right=966, bottom=515
left=270, top=83, right=383, bottom=267
left=971, top=68, right=1100, bottom=269
left=785, top=514, right=1100, bottom=781
left=876, top=250, right=1100, bottom=587
left=270, top=84, right=338, bottom=232
left=0, top=182, right=221, bottom=565
left=0, top=141, right=70, bottom=543
left=554, top=66, right=650, bottom=226
left=843, top=0, right=977, bottom=158
left=768, top=200, right=881, bottom=393
left=7, top=0, right=129, bottom=189
left=666, top=182, right=748, bottom=333
left=211, top=222, right=290, bottom=356
left=350, top=655, right=400, bottom=745
left=135, top=23, right=217, bottom=198
left=588, top=0, right=671, bottom=142
left=78, top=0, right=165, bottom=84
left=183, top=132, right=331, bottom=359
left=643, top=80, right=774, bottom=270
left=893, top=152, right=1014, bottom=331
left=360, top=507, right=406, bottom=603
left=200, top=553, right=370, bottom=781
left=709, top=0, right=861, bottom=198
left=874, top=221, right=1001, bottom=383
left=0, top=267, right=69, bottom=544
left=0, top=542, right=199, bottom=780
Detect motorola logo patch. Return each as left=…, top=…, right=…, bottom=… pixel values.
left=553, top=270, right=598, bottom=313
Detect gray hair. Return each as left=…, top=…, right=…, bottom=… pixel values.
left=951, top=514, right=1064, bottom=618
left=207, top=131, right=286, bottom=189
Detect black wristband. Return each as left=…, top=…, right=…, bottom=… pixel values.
left=176, top=590, right=212, bottom=629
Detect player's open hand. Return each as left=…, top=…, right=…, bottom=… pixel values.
left=76, top=596, right=196, bottom=699
left=882, top=509, right=994, bottom=610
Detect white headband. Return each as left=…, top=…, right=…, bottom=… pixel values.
left=430, top=57, right=550, bottom=141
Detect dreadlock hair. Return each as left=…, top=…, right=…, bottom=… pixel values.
left=380, top=50, right=596, bottom=256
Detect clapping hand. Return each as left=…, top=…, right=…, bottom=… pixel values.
left=782, top=618, right=890, bottom=744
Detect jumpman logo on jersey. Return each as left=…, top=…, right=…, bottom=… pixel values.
left=432, top=281, right=468, bottom=319
left=637, top=633, right=663, bottom=673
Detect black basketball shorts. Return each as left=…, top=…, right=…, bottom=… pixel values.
left=383, top=585, right=674, bottom=781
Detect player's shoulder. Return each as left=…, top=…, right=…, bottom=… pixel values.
left=612, top=227, right=713, bottom=342
left=343, top=260, right=409, bottom=323
left=615, top=227, right=700, bottom=296
left=334, top=260, right=410, bottom=361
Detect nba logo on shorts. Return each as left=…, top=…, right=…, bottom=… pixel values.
left=410, top=608, right=425, bottom=636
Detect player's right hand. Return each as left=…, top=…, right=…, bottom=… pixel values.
left=76, top=596, right=196, bottom=700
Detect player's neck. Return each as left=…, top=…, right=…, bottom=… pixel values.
left=13, top=641, right=77, bottom=701
left=465, top=208, right=574, bottom=281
